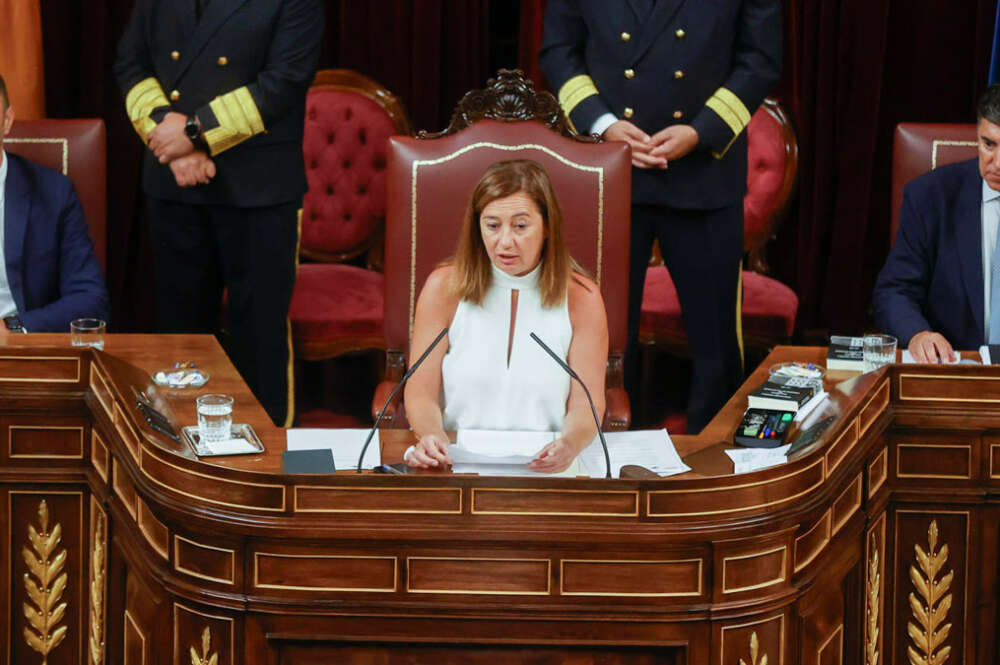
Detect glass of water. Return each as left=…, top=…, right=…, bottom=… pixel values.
left=863, top=334, right=897, bottom=372
left=70, top=318, right=105, bottom=350
left=196, top=394, right=234, bottom=444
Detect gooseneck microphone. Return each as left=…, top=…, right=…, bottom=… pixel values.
left=529, top=332, right=612, bottom=479
left=357, top=327, right=449, bottom=472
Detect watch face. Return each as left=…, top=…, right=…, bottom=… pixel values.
left=185, top=118, right=200, bottom=140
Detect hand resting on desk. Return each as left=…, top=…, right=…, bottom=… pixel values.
left=908, top=330, right=956, bottom=363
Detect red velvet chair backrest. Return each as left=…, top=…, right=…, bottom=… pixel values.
left=892, top=123, right=977, bottom=242
left=385, top=119, right=631, bottom=362
left=301, top=69, right=410, bottom=263
left=6, top=118, right=107, bottom=269
left=743, top=98, right=797, bottom=273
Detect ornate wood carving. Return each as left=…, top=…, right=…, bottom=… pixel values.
left=739, top=631, right=769, bottom=665
left=906, top=521, right=953, bottom=665
left=89, top=508, right=107, bottom=665
left=866, top=531, right=881, bottom=665
left=21, top=500, right=69, bottom=664
left=190, top=627, right=219, bottom=665
left=418, top=68, right=597, bottom=142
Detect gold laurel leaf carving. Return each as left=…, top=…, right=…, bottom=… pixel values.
left=738, top=630, right=769, bottom=665
left=191, top=626, right=219, bottom=665
left=21, top=500, right=69, bottom=665
left=866, top=531, right=881, bottom=665
left=907, top=520, right=954, bottom=665
left=89, top=511, right=107, bottom=665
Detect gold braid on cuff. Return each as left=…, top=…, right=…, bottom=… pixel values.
left=125, top=77, right=170, bottom=144
left=705, top=87, right=752, bottom=159
left=203, top=86, right=266, bottom=156
left=557, top=75, right=600, bottom=117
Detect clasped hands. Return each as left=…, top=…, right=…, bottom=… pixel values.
left=148, top=112, right=216, bottom=187
left=603, top=120, right=699, bottom=169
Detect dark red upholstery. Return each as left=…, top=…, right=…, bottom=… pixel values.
left=641, top=98, right=799, bottom=353
left=6, top=119, right=107, bottom=269
left=289, top=69, right=409, bottom=362
left=891, top=123, right=976, bottom=242
left=377, top=102, right=633, bottom=429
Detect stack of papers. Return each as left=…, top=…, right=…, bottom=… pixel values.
left=285, top=428, right=382, bottom=470
left=901, top=350, right=962, bottom=364
left=725, top=444, right=791, bottom=474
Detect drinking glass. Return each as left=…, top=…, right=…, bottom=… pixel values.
left=863, top=334, right=897, bottom=372
left=196, top=394, right=233, bottom=444
left=70, top=318, right=106, bottom=350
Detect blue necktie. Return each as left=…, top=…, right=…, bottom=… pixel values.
left=989, top=198, right=1000, bottom=342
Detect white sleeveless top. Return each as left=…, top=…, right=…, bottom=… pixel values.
left=441, top=264, right=573, bottom=432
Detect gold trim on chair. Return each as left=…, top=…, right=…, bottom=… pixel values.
left=4, top=138, right=69, bottom=174
left=930, top=139, right=977, bottom=170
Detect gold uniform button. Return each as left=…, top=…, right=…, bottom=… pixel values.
left=217, top=56, right=229, bottom=66
left=624, top=107, right=634, bottom=119
left=673, top=110, right=683, bottom=119
left=674, top=70, right=684, bottom=79
left=676, top=28, right=686, bottom=38
left=170, top=50, right=180, bottom=61
left=624, top=68, right=635, bottom=79
left=170, top=90, right=180, bottom=101
left=621, top=31, right=631, bottom=42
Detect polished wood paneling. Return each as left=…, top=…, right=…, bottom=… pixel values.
left=0, top=354, right=80, bottom=383
left=255, top=552, right=397, bottom=592
left=295, top=485, right=462, bottom=513
left=560, top=558, right=702, bottom=597
left=407, top=557, right=550, bottom=595
left=472, top=488, right=638, bottom=516
left=722, top=546, right=787, bottom=595
left=174, top=535, right=236, bottom=586
left=136, top=498, right=168, bottom=560
left=173, top=603, right=234, bottom=665
left=91, top=428, right=110, bottom=483
left=8, top=424, right=84, bottom=459
left=896, top=443, right=973, bottom=479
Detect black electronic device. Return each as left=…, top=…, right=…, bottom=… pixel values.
left=787, top=415, right=836, bottom=455
left=734, top=408, right=795, bottom=448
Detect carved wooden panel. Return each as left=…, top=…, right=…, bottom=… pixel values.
left=294, top=485, right=462, bottom=513
left=865, top=513, right=887, bottom=665
left=825, top=418, right=859, bottom=476
left=0, top=355, right=80, bottom=383
left=859, top=379, right=890, bottom=438
left=897, top=372, right=1000, bottom=403
left=8, top=492, right=84, bottom=665
left=173, top=603, right=235, bottom=665
left=174, top=535, right=236, bottom=586
left=112, top=460, right=137, bottom=520
left=122, top=611, right=146, bottom=665
left=868, top=447, right=888, bottom=498
left=891, top=511, right=969, bottom=665
left=88, top=362, right=115, bottom=424
left=254, top=552, right=397, bottom=592
left=719, top=614, right=784, bottom=665
left=896, top=444, right=972, bottom=480
left=794, top=511, right=831, bottom=572
left=407, top=557, right=550, bottom=595
left=91, top=429, right=109, bottom=483
left=560, top=558, right=702, bottom=597
left=472, top=488, right=638, bottom=516
left=112, top=403, right=140, bottom=460
left=8, top=424, right=84, bottom=459
left=88, top=497, right=108, bottom=665
left=136, top=498, right=168, bottom=560
left=721, top=546, right=787, bottom=596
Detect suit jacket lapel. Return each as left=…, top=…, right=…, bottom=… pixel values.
left=169, top=0, right=248, bottom=87
left=3, top=156, right=29, bottom=313
left=632, top=0, right=686, bottom=65
left=956, top=165, right=985, bottom=340
left=625, top=0, right=648, bottom=21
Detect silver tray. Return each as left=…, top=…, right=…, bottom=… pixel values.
left=182, top=423, right=264, bottom=457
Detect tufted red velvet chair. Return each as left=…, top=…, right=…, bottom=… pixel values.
left=288, top=70, right=410, bottom=363
left=641, top=98, right=799, bottom=363
left=372, top=70, right=632, bottom=431
left=891, top=123, right=977, bottom=243
left=6, top=119, right=107, bottom=270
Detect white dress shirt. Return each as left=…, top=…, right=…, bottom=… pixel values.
left=983, top=180, right=1000, bottom=339
left=0, top=151, right=17, bottom=319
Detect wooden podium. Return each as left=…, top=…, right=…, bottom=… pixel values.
left=1, top=334, right=997, bottom=664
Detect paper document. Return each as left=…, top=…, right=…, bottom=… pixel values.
left=285, top=428, right=381, bottom=469
left=901, top=350, right=962, bottom=364
left=450, top=430, right=556, bottom=474
left=201, top=437, right=259, bottom=456
left=578, top=429, right=691, bottom=478
left=725, top=444, right=791, bottom=474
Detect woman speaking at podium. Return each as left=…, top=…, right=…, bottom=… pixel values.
left=403, top=160, right=609, bottom=473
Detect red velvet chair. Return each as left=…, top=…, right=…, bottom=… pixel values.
left=373, top=70, right=632, bottom=430
left=288, top=70, right=410, bottom=367
left=6, top=119, right=107, bottom=270
left=891, top=123, right=977, bottom=242
left=640, top=98, right=799, bottom=360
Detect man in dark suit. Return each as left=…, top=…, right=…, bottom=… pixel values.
left=0, top=74, right=108, bottom=333
left=873, top=86, right=1000, bottom=362
left=539, top=0, right=782, bottom=432
left=114, top=0, right=323, bottom=425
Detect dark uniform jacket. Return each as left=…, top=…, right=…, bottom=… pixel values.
left=539, top=0, right=781, bottom=209
left=114, top=0, right=323, bottom=207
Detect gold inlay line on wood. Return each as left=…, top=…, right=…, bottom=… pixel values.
left=794, top=511, right=831, bottom=573
left=896, top=443, right=972, bottom=480
left=89, top=363, right=115, bottom=423
left=8, top=425, right=85, bottom=459
left=722, top=546, right=787, bottom=594
left=173, top=603, right=234, bottom=665
left=406, top=556, right=551, bottom=595
left=293, top=485, right=463, bottom=514
left=868, top=447, right=888, bottom=498
left=253, top=552, right=398, bottom=592
left=832, top=474, right=863, bottom=536
left=898, top=371, right=1000, bottom=402
left=818, top=624, right=844, bottom=664
left=559, top=558, right=703, bottom=597
left=123, top=610, right=146, bottom=665
left=174, top=536, right=236, bottom=585
left=471, top=487, right=639, bottom=517
left=0, top=355, right=81, bottom=382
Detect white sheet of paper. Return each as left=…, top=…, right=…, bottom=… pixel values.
left=794, top=391, right=828, bottom=422
left=451, top=459, right=583, bottom=477
left=201, top=437, right=259, bottom=456
left=726, top=444, right=791, bottom=474
left=285, top=428, right=381, bottom=469
left=901, top=350, right=961, bottom=364
left=578, top=429, right=691, bottom=478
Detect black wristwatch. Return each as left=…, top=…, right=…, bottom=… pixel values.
left=184, top=114, right=202, bottom=142
left=4, top=315, right=25, bottom=333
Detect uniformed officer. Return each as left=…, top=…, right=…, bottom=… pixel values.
left=114, top=0, right=323, bottom=426
left=539, top=0, right=781, bottom=432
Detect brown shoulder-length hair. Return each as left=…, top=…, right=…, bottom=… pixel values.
left=451, top=159, right=581, bottom=307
